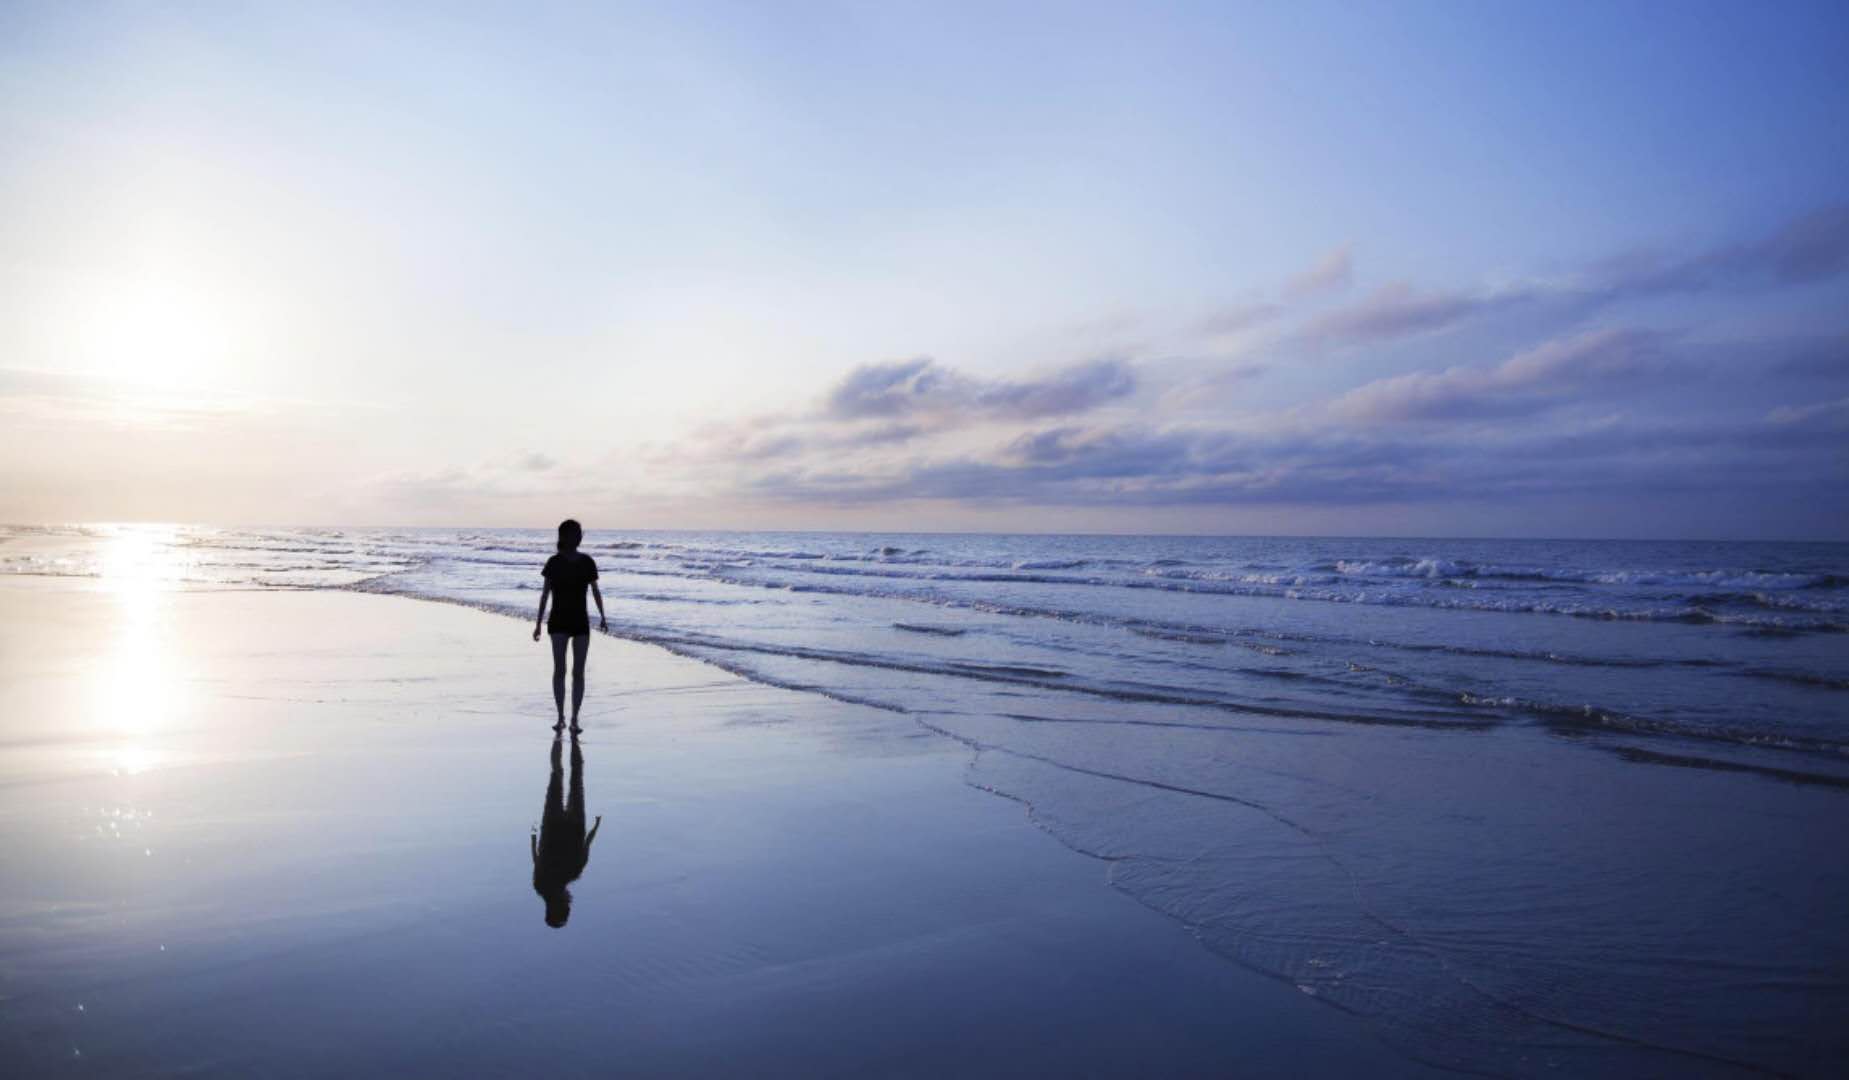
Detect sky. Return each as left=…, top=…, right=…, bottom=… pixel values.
left=2, top=1, right=1846, bottom=538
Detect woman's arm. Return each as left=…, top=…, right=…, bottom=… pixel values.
left=533, top=581, right=551, bottom=641
left=592, top=582, right=606, bottom=631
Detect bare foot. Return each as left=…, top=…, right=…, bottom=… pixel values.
left=569, top=721, right=582, bottom=735
left=552, top=719, right=565, bottom=733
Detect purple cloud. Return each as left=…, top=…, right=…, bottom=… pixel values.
left=1328, top=328, right=1667, bottom=424
left=824, top=356, right=1135, bottom=421
left=1650, top=203, right=1849, bottom=290
left=735, top=402, right=1845, bottom=511
left=1197, top=245, right=1352, bottom=337
left=1302, top=204, right=1849, bottom=347
left=1198, top=301, right=1284, bottom=336
left=824, top=357, right=951, bottom=419
left=1283, top=244, right=1355, bottom=299
left=1301, top=283, right=1525, bottom=344
left=662, top=202, right=1849, bottom=533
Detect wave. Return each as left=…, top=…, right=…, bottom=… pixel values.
left=563, top=537, right=1849, bottom=600
left=612, top=556, right=1849, bottom=634
left=1740, top=668, right=1849, bottom=691
left=1687, top=590, right=1849, bottom=615
left=1334, top=557, right=1467, bottom=579
left=370, top=566, right=1849, bottom=756
left=1456, top=692, right=1849, bottom=756
left=1603, top=744, right=1849, bottom=789
left=585, top=559, right=1849, bottom=663
left=555, top=537, right=1849, bottom=630
left=17, top=527, right=1845, bottom=769
left=1129, top=627, right=1229, bottom=646
left=352, top=575, right=1488, bottom=730
left=1317, top=556, right=1846, bottom=591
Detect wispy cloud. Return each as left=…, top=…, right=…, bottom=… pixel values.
left=824, top=355, right=1136, bottom=422
left=1301, top=282, right=1525, bottom=344
left=729, top=401, right=1845, bottom=511
left=1283, top=244, right=1354, bottom=299
left=1198, top=301, right=1284, bottom=336
left=676, top=355, right=1141, bottom=468
left=354, top=201, right=1849, bottom=531
left=1197, top=244, right=1355, bottom=338
left=0, top=367, right=324, bottom=431
left=1596, top=203, right=1849, bottom=293
left=1327, top=328, right=1668, bottom=424
left=1298, top=204, right=1849, bottom=348
left=1766, top=394, right=1849, bottom=428
left=369, top=450, right=620, bottom=515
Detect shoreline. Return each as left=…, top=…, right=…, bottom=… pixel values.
left=0, top=578, right=1432, bottom=1077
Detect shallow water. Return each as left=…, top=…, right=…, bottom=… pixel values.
left=2, top=587, right=1422, bottom=1078
left=5, top=524, right=1846, bottom=1074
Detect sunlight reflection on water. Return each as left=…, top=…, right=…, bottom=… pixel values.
left=91, top=526, right=190, bottom=775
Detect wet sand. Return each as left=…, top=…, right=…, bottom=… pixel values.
left=0, top=579, right=1431, bottom=1077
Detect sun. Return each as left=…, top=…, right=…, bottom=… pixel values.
left=78, top=276, right=230, bottom=387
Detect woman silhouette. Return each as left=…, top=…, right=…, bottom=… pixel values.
left=533, top=519, right=605, bottom=733
left=532, top=735, right=601, bottom=928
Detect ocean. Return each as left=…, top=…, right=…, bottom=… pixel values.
left=5, top=523, right=1845, bottom=1074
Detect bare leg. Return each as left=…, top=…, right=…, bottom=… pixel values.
left=567, top=738, right=584, bottom=827
left=569, top=633, right=589, bottom=727
left=550, top=632, right=568, bottom=726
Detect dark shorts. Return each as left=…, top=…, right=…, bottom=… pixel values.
left=548, top=618, right=590, bottom=637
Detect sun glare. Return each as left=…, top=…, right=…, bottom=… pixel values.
left=78, top=278, right=229, bottom=387
left=91, top=526, right=192, bottom=773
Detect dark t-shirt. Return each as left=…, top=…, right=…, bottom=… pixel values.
left=542, top=552, right=599, bottom=634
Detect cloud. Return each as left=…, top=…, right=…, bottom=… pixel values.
left=642, top=202, right=1848, bottom=532
left=1301, top=282, right=1526, bottom=344
left=1198, top=301, right=1283, bottom=336
left=823, top=357, right=948, bottom=419
left=699, top=321, right=1843, bottom=515
left=1300, top=204, right=1849, bottom=348
left=369, top=450, right=631, bottom=516
left=1628, top=203, right=1849, bottom=291
left=824, top=356, right=1136, bottom=422
left=732, top=398, right=1844, bottom=512
left=685, top=419, right=929, bottom=463
left=1004, top=425, right=1214, bottom=476
left=1283, top=244, right=1354, bottom=299
left=0, top=367, right=271, bottom=431
left=1157, top=361, right=1269, bottom=411
left=1757, top=204, right=1849, bottom=283
left=1327, top=328, right=1668, bottom=424
left=1766, top=394, right=1849, bottom=428
left=674, top=324, right=1841, bottom=518
left=1197, top=245, right=1352, bottom=337
left=1770, top=334, right=1849, bottom=379
left=735, top=423, right=1447, bottom=507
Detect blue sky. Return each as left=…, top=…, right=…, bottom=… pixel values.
left=1, top=1, right=1846, bottom=536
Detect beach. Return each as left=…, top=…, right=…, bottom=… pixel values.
left=0, top=578, right=1435, bottom=1077
left=0, top=525, right=1845, bottom=1076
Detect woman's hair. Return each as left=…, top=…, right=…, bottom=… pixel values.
left=557, top=519, right=583, bottom=553
left=543, top=887, right=572, bottom=928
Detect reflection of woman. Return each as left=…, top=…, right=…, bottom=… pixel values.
left=532, top=735, right=602, bottom=929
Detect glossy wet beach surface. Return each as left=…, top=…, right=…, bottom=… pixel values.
left=0, top=583, right=1427, bottom=1077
